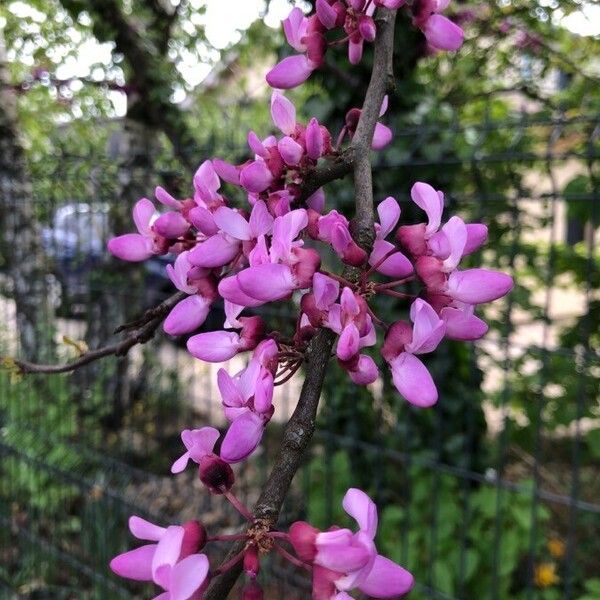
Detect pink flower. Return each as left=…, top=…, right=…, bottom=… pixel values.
left=108, top=198, right=168, bottom=262
left=412, top=0, right=464, bottom=52
left=266, top=9, right=326, bottom=89
left=187, top=315, right=264, bottom=363
left=163, top=252, right=217, bottom=336
left=344, top=97, right=393, bottom=150
left=382, top=298, right=445, bottom=407
left=110, top=516, right=209, bottom=600
left=290, top=488, right=414, bottom=598
left=216, top=340, right=278, bottom=463
left=310, top=210, right=367, bottom=267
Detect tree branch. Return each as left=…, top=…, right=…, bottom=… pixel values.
left=203, top=9, right=397, bottom=599
left=4, top=291, right=186, bottom=375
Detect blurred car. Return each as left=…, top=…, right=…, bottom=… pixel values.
left=42, top=202, right=172, bottom=314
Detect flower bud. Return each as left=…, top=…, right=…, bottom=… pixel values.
left=244, top=545, right=261, bottom=578
left=291, top=247, right=321, bottom=288
left=415, top=255, right=446, bottom=292
left=396, top=223, right=427, bottom=257
left=180, top=520, right=208, bottom=557
left=242, top=580, right=264, bottom=600
left=199, top=455, right=235, bottom=494
left=153, top=212, right=190, bottom=239
left=381, top=320, right=412, bottom=362
left=289, top=521, right=319, bottom=563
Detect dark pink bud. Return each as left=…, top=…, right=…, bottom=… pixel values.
left=415, top=255, right=446, bottom=291
left=382, top=320, right=412, bottom=362
left=289, top=521, right=318, bottom=563
left=300, top=293, right=323, bottom=327
left=332, top=1, right=347, bottom=27
left=342, top=240, right=368, bottom=267
left=240, top=316, right=265, bottom=349
left=244, top=545, right=260, bottom=578
left=304, top=32, right=328, bottom=67
left=242, top=580, right=264, bottom=600
left=306, top=209, right=321, bottom=239
left=292, top=247, right=321, bottom=288
left=345, top=107, right=361, bottom=132
left=396, top=223, right=427, bottom=257
left=358, top=15, right=376, bottom=41
left=195, top=276, right=218, bottom=302
left=198, top=455, right=235, bottom=494
left=180, top=520, right=207, bottom=557
left=306, top=117, right=324, bottom=160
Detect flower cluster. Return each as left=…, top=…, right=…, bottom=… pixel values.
left=111, top=488, right=413, bottom=600
left=107, top=1, right=509, bottom=597
left=267, top=0, right=464, bottom=89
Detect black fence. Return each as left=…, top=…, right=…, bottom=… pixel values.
left=1, top=102, right=598, bottom=599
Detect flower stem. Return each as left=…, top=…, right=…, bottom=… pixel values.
left=224, top=491, right=254, bottom=521
left=208, top=533, right=249, bottom=543
left=213, top=549, right=245, bottom=575
left=274, top=543, right=312, bottom=571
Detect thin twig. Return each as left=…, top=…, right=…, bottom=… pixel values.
left=5, top=291, right=186, bottom=375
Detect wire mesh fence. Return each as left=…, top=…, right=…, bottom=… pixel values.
left=0, top=99, right=598, bottom=599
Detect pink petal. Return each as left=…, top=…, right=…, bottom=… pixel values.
left=133, top=198, right=156, bottom=236
left=129, top=516, right=166, bottom=542
left=306, top=117, right=324, bottom=160
left=278, top=136, right=304, bottom=166
left=169, top=554, right=209, bottom=600
left=237, top=264, right=296, bottom=302
left=186, top=427, right=221, bottom=461
left=440, top=215, right=467, bottom=272
left=342, top=488, right=378, bottom=539
left=313, top=273, right=340, bottom=310
left=217, top=368, right=245, bottom=407
left=306, top=187, right=325, bottom=213
left=377, top=196, right=401, bottom=239
left=337, top=323, right=360, bottom=361
left=316, top=0, right=337, bottom=29
left=218, top=276, right=266, bottom=308
left=247, top=130, right=268, bottom=157
left=358, top=15, right=376, bottom=42
left=188, top=206, right=218, bottom=236
left=348, top=354, right=379, bottom=386
left=152, top=526, right=184, bottom=585
left=253, top=368, right=274, bottom=414
left=368, top=240, right=413, bottom=278
left=249, top=200, right=274, bottom=237
left=266, top=55, right=313, bottom=89
left=271, top=209, right=308, bottom=258
left=441, top=306, right=488, bottom=341
left=212, top=159, right=240, bottom=185
left=359, top=555, right=414, bottom=597
left=171, top=451, right=191, bottom=474
left=315, top=531, right=371, bottom=573
left=411, top=182, right=444, bottom=235
left=463, top=223, right=488, bottom=255
left=283, top=7, right=307, bottom=51
left=371, top=122, right=393, bottom=150
left=163, top=295, right=210, bottom=336
left=153, top=212, right=189, bottom=239
left=110, top=545, right=156, bottom=581
left=348, top=37, right=364, bottom=65
left=214, top=207, right=252, bottom=241
left=188, top=234, right=240, bottom=268
left=423, top=14, right=464, bottom=51
left=194, top=160, right=220, bottom=202
left=270, top=91, right=296, bottom=135
left=220, top=411, right=265, bottom=463
left=187, top=331, right=242, bottom=362
left=240, top=160, right=273, bottom=193
left=108, top=234, right=154, bottom=262
left=389, top=352, right=438, bottom=407
left=406, top=298, right=445, bottom=354
left=447, top=269, right=513, bottom=304
left=154, top=186, right=181, bottom=209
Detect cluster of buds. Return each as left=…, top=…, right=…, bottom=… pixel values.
left=267, top=0, right=464, bottom=89
left=111, top=487, right=413, bottom=599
